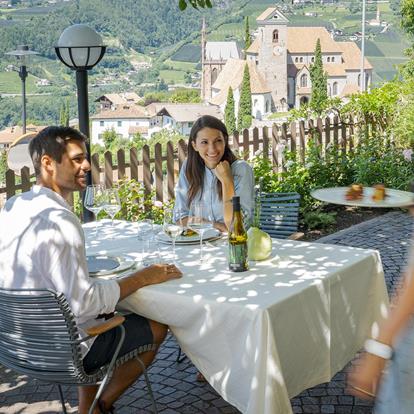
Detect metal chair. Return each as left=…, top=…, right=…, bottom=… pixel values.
left=258, top=192, right=303, bottom=240
left=0, top=288, right=158, bottom=414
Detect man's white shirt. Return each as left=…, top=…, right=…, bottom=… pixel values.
left=0, top=185, right=120, bottom=355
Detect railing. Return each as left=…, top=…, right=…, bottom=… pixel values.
left=1, top=116, right=356, bottom=202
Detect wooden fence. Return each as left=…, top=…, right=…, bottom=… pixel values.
left=0, top=116, right=356, bottom=202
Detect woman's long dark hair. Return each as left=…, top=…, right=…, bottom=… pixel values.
left=186, top=115, right=237, bottom=207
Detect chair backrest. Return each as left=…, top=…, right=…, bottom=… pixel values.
left=258, top=192, right=300, bottom=239
left=0, top=288, right=89, bottom=384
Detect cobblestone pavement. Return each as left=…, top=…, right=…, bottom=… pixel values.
left=1, top=211, right=413, bottom=414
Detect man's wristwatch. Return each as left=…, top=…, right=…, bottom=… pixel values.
left=364, top=339, right=393, bottom=360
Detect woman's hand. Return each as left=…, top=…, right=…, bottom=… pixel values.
left=214, top=161, right=233, bottom=184
left=347, top=352, right=386, bottom=400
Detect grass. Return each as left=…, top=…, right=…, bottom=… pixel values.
left=0, top=72, right=40, bottom=94
left=165, top=59, right=197, bottom=72
left=159, top=69, right=185, bottom=84
left=368, top=56, right=409, bottom=80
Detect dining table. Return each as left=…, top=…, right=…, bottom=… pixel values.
left=84, top=220, right=389, bottom=414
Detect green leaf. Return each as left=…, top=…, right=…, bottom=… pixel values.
left=205, top=0, right=213, bottom=7
left=178, top=0, right=187, bottom=10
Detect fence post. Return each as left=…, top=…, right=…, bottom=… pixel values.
left=299, top=119, right=305, bottom=163
left=262, top=126, right=269, bottom=160
left=242, top=128, right=249, bottom=160
left=316, top=117, right=323, bottom=147
left=21, top=167, right=31, bottom=192
left=289, top=121, right=297, bottom=153
left=104, top=151, right=113, bottom=189
left=142, top=145, right=151, bottom=197
left=333, top=115, right=339, bottom=148
left=272, top=123, right=279, bottom=173
left=130, top=147, right=138, bottom=181
left=91, top=153, right=100, bottom=184
left=252, top=127, right=259, bottom=154
left=167, top=141, right=175, bottom=201
left=324, top=116, right=331, bottom=153
left=5, top=169, right=16, bottom=199
left=177, top=139, right=187, bottom=170
left=117, top=148, right=126, bottom=180
left=154, top=142, right=163, bottom=202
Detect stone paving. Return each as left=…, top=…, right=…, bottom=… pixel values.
left=1, top=211, right=413, bottom=414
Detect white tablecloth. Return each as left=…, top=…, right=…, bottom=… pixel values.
left=84, top=220, right=389, bottom=414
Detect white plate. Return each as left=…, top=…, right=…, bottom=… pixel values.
left=156, top=227, right=222, bottom=245
left=87, top=254, right=136, bottom=277
left=311, top=187, right=414, bottom=208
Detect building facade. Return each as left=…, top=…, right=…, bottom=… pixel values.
left=203, top=7, right=373, bottom=115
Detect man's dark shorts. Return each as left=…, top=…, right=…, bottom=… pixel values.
left=83, top=313, right=153, bottom=374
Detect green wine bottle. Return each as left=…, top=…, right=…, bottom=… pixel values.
left=228, top=196, right=249, bottom=272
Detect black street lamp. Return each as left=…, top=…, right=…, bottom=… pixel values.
left=6, top=45, right=39, bottom=134
left=55, top=24, right=106, bottom=222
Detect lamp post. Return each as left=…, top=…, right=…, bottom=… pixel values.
left=360, top=0, right=366, bottom=92
left=6, top=45, right=39, bottom=134
left=55, top=24, right=106, bottom=222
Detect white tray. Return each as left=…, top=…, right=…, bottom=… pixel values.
left=311, top=187, right=414, bottom=208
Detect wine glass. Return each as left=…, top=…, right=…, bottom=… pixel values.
left=102, top=188, right=121, bottom=235
left=163, top=208, right=183, bottom=264
left=84, top=184, right=105, bottom=238
left=188, top=201, right=213, bottom=262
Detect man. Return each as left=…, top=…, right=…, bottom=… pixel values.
left=0, top=126, right=182, bottom=413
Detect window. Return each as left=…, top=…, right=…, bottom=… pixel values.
left=211, top=68, right=218, bottom=84
left=331, top=57, right=335, bottom=63
left=188, top=122, right=193, bottom=127
left=265, top=100, right=269, bottom=113
left=254, top=99, right=258, bottom=107
left=300, top=57, right=303, bottom=63
left=100, top=121, right=104, bottom=127
left=295, top=57, right=299, bottom=63
left=311, top=57, right=314, bottom=63
left=332, top=82, right=338, bottom=96
left=117, top=121, right=122, bottom=127
left=358, top=74, right=361, bottom=87
left=327, top=57, right=330, bottom=63
left=300, top=74, right=307, bottom=87
left=272, top=30, right=279, bottom=43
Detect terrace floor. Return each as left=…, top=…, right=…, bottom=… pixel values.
left=1, top=211, right=412, bottom=414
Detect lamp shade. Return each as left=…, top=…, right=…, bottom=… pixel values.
left=7, top=132, right=36, bottom=175
left=5, top=45, right=39, bottom=66
left=55, top=24, right=105, bottom=70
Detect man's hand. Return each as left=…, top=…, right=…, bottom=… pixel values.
left=214, top=160, right=232, bottom=184
left=140, top=263, right=182, bottom=285
left=118, top=263, right=182, bottom=300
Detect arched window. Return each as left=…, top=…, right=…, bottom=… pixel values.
left=327, top=57, right=330, bottom=63
left=311, top=57, right=315, bottom=63
left=332, top=82, right=338, bottom=96
left=300, top=74, right=307, bottom=88
left=358, top=74, right=361, bottom=87
left=272, top=30, right=279, bottom=43
left=295, top=57, right=299, bottom=63
left=265, top=100, right=269, bottom=113
left=211, top=68, right=218, bottom=85
left=331, top=56, right=335, bottom=63
left=300, top=57, right=303, bottom=63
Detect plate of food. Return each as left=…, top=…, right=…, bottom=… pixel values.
left=311, top=185, right=414, bottom=208
left=156, top=227, right=222, bottom=245
left=87, top=254, right=136, bottom=277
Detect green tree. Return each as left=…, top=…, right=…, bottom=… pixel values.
left=0, top=149, right=7, bottom=186
left=178, top=0, right=212, bottom=10
left=102, top=128, right=119, bottom=150
left=310, top=38, right=328, bottom=115
left=238, top=64, right=252, bottom=130
left=244, top=16, right=251, bottom=51
left=224, top=87, right=236, bottom=135
left=401, top=0, right=414, bottom=34
left=59, top=99, right=69, bottom=126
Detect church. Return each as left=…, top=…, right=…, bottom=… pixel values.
left=201, top=7, right=373, bottom=119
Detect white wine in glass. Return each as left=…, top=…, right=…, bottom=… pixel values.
left=188, top=201, right=213, bottom=262
left=163, top=208, right=183, bottom=263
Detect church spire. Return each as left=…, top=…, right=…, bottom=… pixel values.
left=201, top=17, right=206, bottom=64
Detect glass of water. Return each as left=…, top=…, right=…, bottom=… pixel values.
left=137, top=219, right=155, bottom=266
left=102, top=188, right=121, bottom=235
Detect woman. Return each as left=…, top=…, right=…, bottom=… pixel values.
left=348, top=200, right=414, bottom=413
left=174, top=115, right=254, bottom=231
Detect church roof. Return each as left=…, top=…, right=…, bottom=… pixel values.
left=246, top=38, right=260, bottom=54
left=341, top=84, right=360, bottom=97
left=91, top=105, right=149, bottom=120
left=336, top=42, right=373, bottom=70
left=210, top=59, right=270, bottom=105
left=287, top=27, right=341, bottom=53
left=205, top=42, right=241, bottom=61
left=256, top=7, right=277, bottom=21
left=156, top=103, right=223, bottom=122
left=256, top=7, right=289, bottom=23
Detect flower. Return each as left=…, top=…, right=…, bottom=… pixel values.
left=254, top=149, right=263, bottom=157
left=154, top=200, right=163, bottom=208
left=403, top=149, right=413, bottom=162
left=305, top=162, right=314, bottom=169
